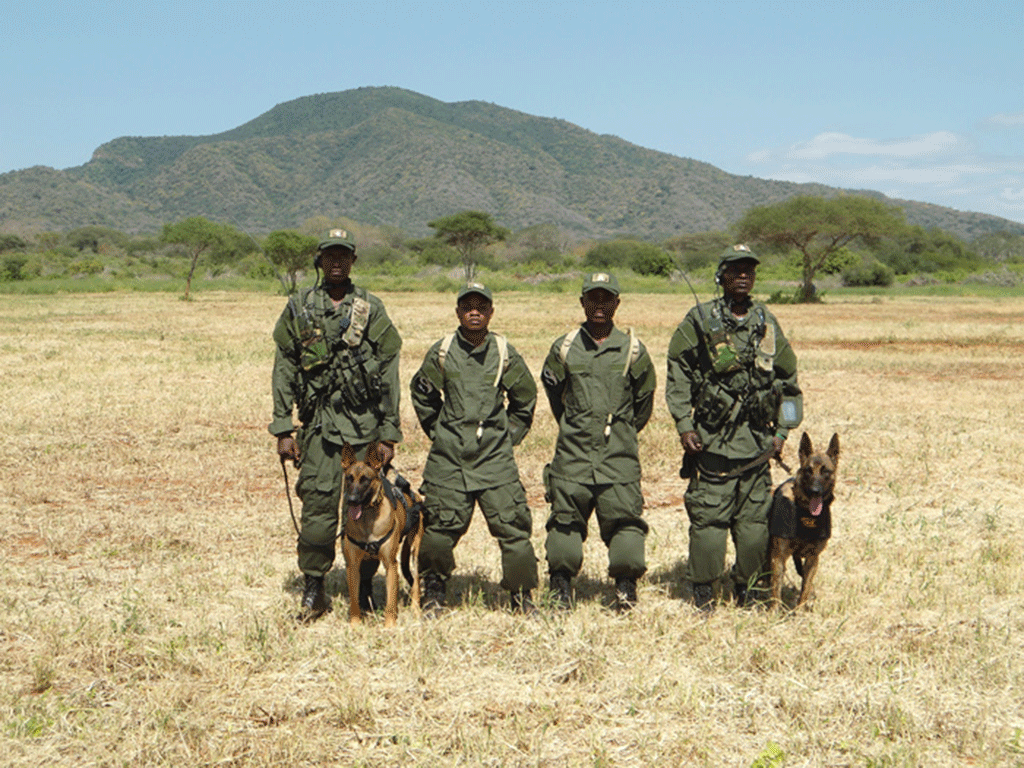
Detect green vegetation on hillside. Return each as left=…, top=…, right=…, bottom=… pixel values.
left=3, top=87, right=1022, bottom=241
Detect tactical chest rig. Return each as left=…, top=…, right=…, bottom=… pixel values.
left=289, top=286, right=381, bottom=427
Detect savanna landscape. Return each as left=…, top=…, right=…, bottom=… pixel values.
left=2, top=288, right=1023, bottom=766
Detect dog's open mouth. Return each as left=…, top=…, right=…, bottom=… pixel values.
left=348, top=503, right=363, bottom=521
left=809, top=495, right=823, bottom=516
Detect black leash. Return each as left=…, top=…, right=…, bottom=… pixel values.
left=280, top=457, right=336, bottom=552
left=692, top=449, right=792, bottom=480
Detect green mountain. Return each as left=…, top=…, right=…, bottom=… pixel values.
left=2, top=86, right=1022, bottom=240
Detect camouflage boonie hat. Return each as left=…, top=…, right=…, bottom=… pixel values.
left=318, top=228, right=357, bottom=252
left=581, top=271, right=620, bottom=296
left=457, top=281, right=493, bottom=302
left=718, top=243, right=760, bottom=267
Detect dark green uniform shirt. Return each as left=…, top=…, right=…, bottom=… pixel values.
left=269, top=281, right=402, bottom=446
left=411, top=331, right=536, bottom=492
left=665, top=298, right=801, bottom=459
left=541, top=324, right=656, bottom=485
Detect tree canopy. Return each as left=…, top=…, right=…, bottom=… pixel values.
left=735, top=195, right=906, bottom=301
left=263, top=229, right=318, bottom=293
left=428, top=210, right=509, bottom=280
left=160, top=217, right=253, bottom=299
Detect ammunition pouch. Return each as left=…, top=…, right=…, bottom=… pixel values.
left=694, top=380, right=734, bottom=431
left=679, top=452, right=698, bottom=480
left=332, top=347, right=384, bottom=409
left=746, top=384, right=782, bottom=431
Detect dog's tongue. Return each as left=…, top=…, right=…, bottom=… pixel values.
left=809, top=495, right=823, bottom=517
left=348, top=504, right=363, bottom=521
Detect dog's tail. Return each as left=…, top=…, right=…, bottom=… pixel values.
left=401, top=497, right=424, bottom=586
left=793, top=555, right=804, bottom=577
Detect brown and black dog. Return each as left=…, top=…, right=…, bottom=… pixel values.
left=340, top=442, right=424, bottom=627
left=769, top=432, right=840, bottom=610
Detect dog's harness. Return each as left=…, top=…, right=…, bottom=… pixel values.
left=279, top=458, right=421, bottom=550
left=346, top=523, right=396, bottom=557
left=344, top=473, right=420, bottom=557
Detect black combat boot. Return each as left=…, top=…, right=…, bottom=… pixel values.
left=421, top=573, right=446, bottom=615
left=692, top=582, right=715, bottom=615
left=510, top=589, right=537, bottom=615
left=297, top=574, right=331, bottom=623
left=615, top=576, right=638, bottom=613
left=549, top=570, right=573, bottom=610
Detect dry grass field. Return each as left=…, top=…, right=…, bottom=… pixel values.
left=2, top=289, right=1023, bottom=766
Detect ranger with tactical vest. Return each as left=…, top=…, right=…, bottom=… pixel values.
left=270, top=229, right=403, bottom=622
left=410, top=282, right=539, bottom=613
left=541, top=272, right=657, bottom=612
left=666, top=245, right=802, bottom=612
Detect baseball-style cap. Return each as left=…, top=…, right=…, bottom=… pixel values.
left=318, top=228, right=357, bottom=252
left=581, top=271, right=620, bottom=296
left=718, top=244, right=760, bottom=266
left=457, top=281, right=493, bottom=302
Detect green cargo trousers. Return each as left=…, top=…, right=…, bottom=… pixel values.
left=294, top=433, right=376, bottom=583
left=683, top=454, right=772, bottom=588
left=418, top=480, right=538, bottom=592
left=544, top=477, right=648, bottom=579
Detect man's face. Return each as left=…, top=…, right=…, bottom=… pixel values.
left=580, top=288, right=620, bottom=325
left=456, top=294, right=494, bottom=333
left=320, top=246, right=356, bottom=283
left=720, top=259, right=757, bottom=299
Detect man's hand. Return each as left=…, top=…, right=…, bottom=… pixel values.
left=681, top=430, right=703, bottom=455
left=771, top=435, right=785, bottom=459
left=277, top=434, right=300, bottom=464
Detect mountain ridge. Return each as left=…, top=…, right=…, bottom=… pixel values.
left=2, top=86, right=1022, bottom=240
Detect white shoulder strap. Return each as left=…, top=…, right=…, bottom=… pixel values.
left=558, top=327, right=581, bottom=365
left=624, top=327, right=641, bottom=376
left=438, top=332, right=508, bottom=388
left=492, top=333, right=508, bottom=388
left=437, top=332, right=456, bottom=373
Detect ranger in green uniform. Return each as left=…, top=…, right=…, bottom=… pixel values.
left=665, top=245, right=802, bottom=612
left=271, top=229, right=403, bottom=622
left=411, top=282, right=539, bottom=613
left=541, top=272, right=657, bottom=612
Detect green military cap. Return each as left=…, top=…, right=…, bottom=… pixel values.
left=581, top=271, right=620, bottom=296
left=718, top=243, right=760, bottom=266
left=457, top=281, right=493, bottom=302
left=318, top=228, right=357, bottom=252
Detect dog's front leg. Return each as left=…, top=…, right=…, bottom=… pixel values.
left=769, top=539, right=788, bottom=610
left=796, top=553, right=820, bottom=609
left=384, top=557, right=399, bottom=628
left=345, top=546, right=364, bottom=626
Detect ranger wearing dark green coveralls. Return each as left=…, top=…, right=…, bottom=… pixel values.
left=541, top=272, right=656, bottom=612
left=411, top=282, right=539, bottom=613
left=271, top=229, right=403, bottom=622
left=665, top=245, right=802, bottom=611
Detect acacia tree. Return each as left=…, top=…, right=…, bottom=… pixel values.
left=263, top=229, right=318, bottom=293
left=735, top=195, right=905, bottom=301
left=428, top=210, right=509, bottom=280
left=160, top=217, right=250, bottom=299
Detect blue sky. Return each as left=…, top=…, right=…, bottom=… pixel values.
left=3, top=0, right=1023, bottom=225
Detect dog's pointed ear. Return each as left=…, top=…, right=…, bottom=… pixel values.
left=799, top=432, right=813, bottom=463
left=341, top=443, right=357, bottom=469
left=365, top=441, right=383, bottom=471
left=827, top=433, right=840, bottom=464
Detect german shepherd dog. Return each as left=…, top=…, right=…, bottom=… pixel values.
left=340, top=442, right=424, bottom=627
left=769, top=432, right=840, bottom=610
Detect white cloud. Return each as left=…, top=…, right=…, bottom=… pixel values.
left=786, top=131, right=964, bottom=160
left=986, top=112, right=1024, bottom=128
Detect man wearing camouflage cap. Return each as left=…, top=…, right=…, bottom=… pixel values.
left=540, top=272, right=657, bottom=612
left=410, top=282, right=539, bottom=613
left=665, top=244, right=802, bottom=612
left=270, top=228, right=403, bottom=622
